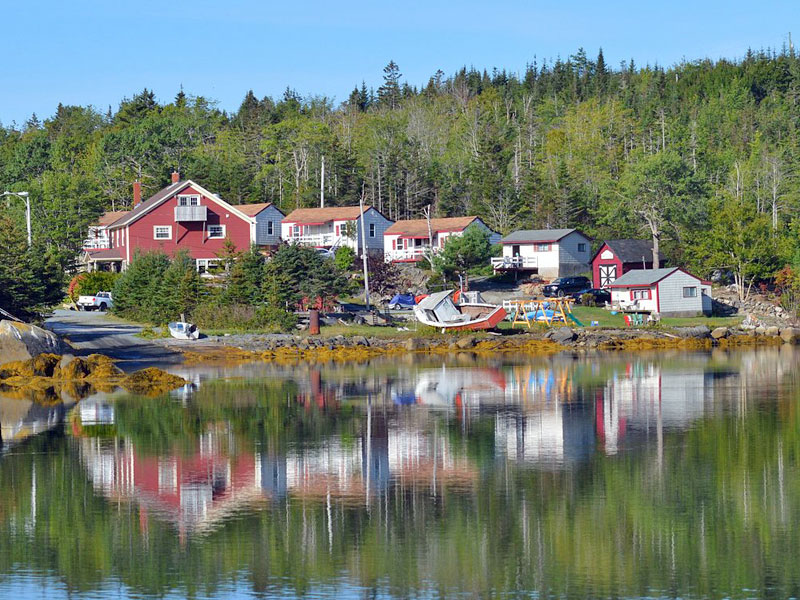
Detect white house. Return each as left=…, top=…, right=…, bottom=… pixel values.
left=491, top=228, right=591, bottom=278
left=383, top=216, right=500, bottom=263
left=607, top=267, right=712, bottom=317
left=83, top=210, right=130, bottom=250
left=281, top=206, right=393, bottom=256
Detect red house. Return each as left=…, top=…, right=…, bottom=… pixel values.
left=84, top=172, right=285, bottom=272
left=591, top=239, right=666, bottom=288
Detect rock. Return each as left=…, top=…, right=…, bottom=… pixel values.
left=59, top=355, right=91, bottom=379
left=0, top=320, right=64, bottom=366
left=120, top=368, right=188, bottom=396
left=766, top=326, right=780, bottom=337
left=780, top=327, right=800, bottom=343
left=673, top=325, right=711, bottom=339
left=405, top=338, right=424, bottom=351
left=711, top=327, right=729, bottom=340
left=455, top=336, right=477, bottom=349
left=550, top=327, right=576, bottom=344
left=352, top=336, right=370, bottom=347
left=755, top=326, right=767, bottom=335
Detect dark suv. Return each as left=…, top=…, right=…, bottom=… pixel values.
left=542, top=276, right=591, bottom=297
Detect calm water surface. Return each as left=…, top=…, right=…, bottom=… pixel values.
left=1, top=347, right=800, bottom=599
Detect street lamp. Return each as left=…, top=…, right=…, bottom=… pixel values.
left=1, top=191, right=31, bottom=246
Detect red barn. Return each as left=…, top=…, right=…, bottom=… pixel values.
left=591, top=239, right=666, bottom=288
left=85, top=173, right=284, bottom=272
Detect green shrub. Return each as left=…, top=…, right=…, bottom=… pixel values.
left=191, top=303, right=297, bottom=332
left=334, top=246, right=356, bottom=271
left=580, top=292, right=596, bottom=307
left=75, top=271, right=119, bottom=299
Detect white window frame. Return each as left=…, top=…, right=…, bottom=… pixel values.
left=207, top=224, right=226, bottom=239
left=535, top=243, right=551, bottom=252
left=267, top=221, right=274, bottom=236
left=153, top=225, right=172, bottom=240
left=683, top=286, right=697, bottom=298
left=293, top=225, right=300, bottom=237
left=632, top=289, right=651, bottom=301
left=178, top=194, right=200, bottom=207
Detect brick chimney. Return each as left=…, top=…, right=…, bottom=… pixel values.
left=171, top=170, right=180, bottom=184
left=133, top=181, right=141, bottom=207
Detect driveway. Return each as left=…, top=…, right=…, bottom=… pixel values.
left=45, top=309, right=182, bottom=371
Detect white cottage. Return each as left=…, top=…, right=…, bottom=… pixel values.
left=607, top=267, right=712, bottom=317
left=492, top=228, right=591, bottom=278
left=281, top=206, right=393, bottom=256
left=383, top=216, right=500, bottom=263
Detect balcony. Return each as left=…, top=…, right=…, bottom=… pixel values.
left=491, top=256, right=538, bottom=270
left=174, top=205, right=208, bottom=222
left=291, top=233, right=336, bottom=247
left=387, top=247, right=435, bottom=262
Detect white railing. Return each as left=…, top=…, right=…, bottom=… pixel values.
left=83, top=238, right=111, bottom=250
left=174, top=205, right=208, bottom=222
left=491, top=256, right=538, bottom=270
left=291, top=233, right=337, bottom=247
left=387, top=248, right=435, bottom=262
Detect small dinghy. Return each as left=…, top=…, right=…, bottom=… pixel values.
left=413, top=290, right=506, bottom=332
left=168, top=321, right=199, bottom=340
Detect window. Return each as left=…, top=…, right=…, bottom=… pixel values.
left=369, top=223, right=376, bottom=238
left=178, top=194, right=200, bottom=206
left=208, top=225, right=226, bottom=239
left=267, top=221, right=274, bottom=236
left=293, top=225, right=300, bottom=237
left=631, top=289, right=651, bottom=300
left=154, top=226, right=172, bottom=240
left=578, top=243, right=587, bottom=252
left=535, top=243, right=550, bottom=252
left=683, top=286, right=697, bottom=298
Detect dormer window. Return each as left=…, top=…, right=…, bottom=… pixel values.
left=178, top=194, right=200, bottom=206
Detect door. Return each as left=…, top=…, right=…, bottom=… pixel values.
left=599, top=265, right=617, bottom=287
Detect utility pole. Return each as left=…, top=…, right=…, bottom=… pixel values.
left=359, top=185, right=370, bottom=309
left=2, top=191, right=31, bottom=246
left=320, top=155, right=325, bottom=208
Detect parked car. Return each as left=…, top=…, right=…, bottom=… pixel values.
left=572, top=288, right=611, bottom=305
left=77, top=291, right=113, bottom=311
left=542, top=276, right=591, bottom=297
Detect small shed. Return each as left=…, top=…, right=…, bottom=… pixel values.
left=607, top=267, right=711, bottom=317
left=591, top=239, right=666, bottom=288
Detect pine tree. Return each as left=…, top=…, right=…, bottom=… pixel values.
left=378, top=61, right=401, bottom=109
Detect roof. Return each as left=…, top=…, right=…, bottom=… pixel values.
left=282, top=206, right=370, bottom=223
left=84, top=248, right=123, bottom=261
left=595, top=239, right=665, bottom=263
left=108, top=180, right=189, bottom=228
left=109, top=180, right=254, bottom=228
left=96, top=211, right=130, bottom=227
left=607, top=267, right=701, bottom=287
left=231, top=202, right=278, bottom=217
left=385, top=217, right=479, bottom=236
left=500, top=228, right=585, bottom=244
left=416, top=290, right=453, bottom=310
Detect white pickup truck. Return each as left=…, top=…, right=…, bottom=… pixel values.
left=77, top=291, right=113, bottom=311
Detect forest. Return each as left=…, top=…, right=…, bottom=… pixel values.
left=1, top=46, right=799, bottom=302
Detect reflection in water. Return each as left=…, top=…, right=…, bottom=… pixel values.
left=2, top=347, right=800, bottom=598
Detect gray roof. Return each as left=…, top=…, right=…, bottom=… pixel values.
left=108, top=180, right=192, bottom=228
left=500, top=228, right=585, bottom=244
left=608, top=267, right=682, bottom=287
left=416, top=290, right=453, bottom=310
left=601, top=239, right=665, bottom=263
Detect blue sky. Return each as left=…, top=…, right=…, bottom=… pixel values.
left=1, top=0, right=797, bottom=125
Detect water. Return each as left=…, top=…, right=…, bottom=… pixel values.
left=1, top=347, right=800, bottom=599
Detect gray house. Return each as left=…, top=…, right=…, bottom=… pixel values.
left=492, top=228, right=592, bottom=278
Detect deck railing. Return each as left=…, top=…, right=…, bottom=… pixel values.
left=491, top=256, right=538, bottom=270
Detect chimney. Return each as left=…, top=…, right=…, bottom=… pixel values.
left=133, top=181, right=142, bottom=207
left=171, top=170, right=180, bottom=184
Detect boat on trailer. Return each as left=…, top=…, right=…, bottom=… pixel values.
left=413, top=290, right=506, bottom=332
left=168, top=321, right=200, bottom=340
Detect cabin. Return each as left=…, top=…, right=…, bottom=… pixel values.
left=383, top=216, right=500, bottom=263
left=84, top=173, right=285, bottom=272
left=592, top=239, right=666, bottom=288
left=281, top=205, right=392, bottom=256
left=492, top=229, right=591, bottom=278
left=607, top=267, right=712, bottom=317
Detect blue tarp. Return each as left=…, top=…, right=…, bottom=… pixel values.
left=389, top=294, right=416, bottom=307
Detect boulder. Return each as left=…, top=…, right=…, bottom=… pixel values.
left=780, top=327, right=800, bottom=343
left=455, top=336, right=477, bottom=349
left=0, top=320, right=64, bottom=366
left=352, top=336, right=370, bottom=347
left=755, top=326, right=767, bottom=335
left=673, top=325, right=711, bottom=339
left=405, top=338, right=424, bottom=351
left=550, top=327, right=576, bottom=345
left=766, top=326, right=780, bottom=337
left=59, top=355, right=91, bottom=379
left=710, top=327, right=729, bottom=340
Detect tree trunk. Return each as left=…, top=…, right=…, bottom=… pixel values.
left=651, top=233, right=660, bottom=269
